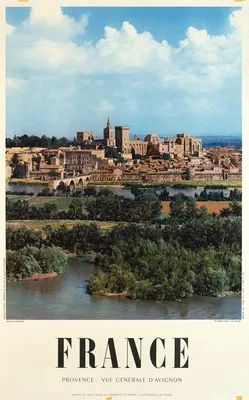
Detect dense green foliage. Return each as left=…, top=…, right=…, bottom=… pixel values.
left=220, top=201, right=242, bottom=217
left=86, top=192, right=162, bottom=222
left=6, top=193, right=242, bottom=299
left=6, top=226, right=43, bottom=250
left=6, top=245, right=67, bottom=280
left=6, top=191, right=34, bottom=196
left=157, top=188, right=242, bottom=201
left=195, top=188, right=242, bottom=201
left=6, top=214, right=242, bottom=298
left=88, top=215, right=241, bottom=298
left=6, top=223, right=102, bottom=254
left=91, top=242, right=240, bottom=299
left=6, top=198, right=59, bottom=220
left=6, top=134, right=75, bottom=149
left=6, top=191, right=162, bottom=222
left=125, top=182, right=198, bottom=189
left=12, top=164, right=26, bottom=179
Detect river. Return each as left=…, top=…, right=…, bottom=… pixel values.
left=6, top=256, right=241, bottom=320
left=6, top=183, right=239, bottom=198
left=6, top=183, right=48, bottom=195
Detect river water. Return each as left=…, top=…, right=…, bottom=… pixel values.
left=6, top=183, right=48, bottom=195
left=6, top=257, right=241, bottom=320
left=6, top=183, right=238, bottom=198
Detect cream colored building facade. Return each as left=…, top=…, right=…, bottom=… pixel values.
left=77, top=131, right=94, bottom=144
left=115, top=126, right=130, bottom=153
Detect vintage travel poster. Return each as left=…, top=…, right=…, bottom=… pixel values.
left=1, top=0, right=249, bottom=399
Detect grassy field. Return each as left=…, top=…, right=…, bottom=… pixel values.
left=84, top=180, right=242, bottom=188
left=6, top=219, right=118, bottom=231
left=135, top=180, right=242, bottom=188
left=8, top=179, right=241, bottom=188
left=6, top=199, right=241, bottom=231
left=6, top=194, right=32, bottom=202
left=7, top=179, right=48, bottom=185
left=6, top=195, right=87, bottom=211
left=183, top=180, right=242, bottom=188
left=160, top=212, right=170, bottom=219
left=7, top=194, right=242, bottom=216
left=161, top=201, right=242, bottom=214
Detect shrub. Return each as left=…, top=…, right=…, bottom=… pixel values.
left=37, top=246, right=68, bottom=274
left=6, top=250, right=41, bottom=280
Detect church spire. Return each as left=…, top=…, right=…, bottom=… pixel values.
left=107, top=116, right=110, bottom=128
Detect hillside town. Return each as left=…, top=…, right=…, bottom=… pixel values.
left=6, top=118, right=242, bottom=188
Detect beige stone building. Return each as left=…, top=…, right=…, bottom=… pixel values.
left=98, top=158, right=114, bottom=169
left=146, top=133, right=202, bottom=158
left=6, top=148, right=44, bottom=174
left=144, top=134, right=162, bottom=145
left=6, top=165, right=12, bottom=179
left=145, top=134, right=169, bottom=157
left=90, top=168, right=123, bottom=182
left=65, top=150, right=98, bottom=173
left=174, top=133, right=202, bottom=156
left=29, top=164, right=64, bottom=181
left=88, top=149, right=105, bottom=159
left=77, top=131, right=94, bottom=144
left=130, top=135, right=148, bottom=156
left=115, top=126, right=130, bottom=153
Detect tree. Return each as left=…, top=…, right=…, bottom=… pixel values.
left=230, top=201, right=242, bottom=216
left=6, top=250, right=41, bottom=280
left=56, top=181, right=67, bottom=195
left=39, top=203, right=58, bottom=219
left=12, top=164, right=25, bottom=179
left=133, top=192, right=162, bottom=222
left=68, top=199, right=83, bottom=218
left=169, top=194, right=186, bottom=221
left=6, top=227, right=43, bottom=250
left=37, top=187, right=55, bottom=197
left=48, top=170, right=61, bottom=179
left=220, top=201, right=242, bottom=217
left=10, top=153, right=19, bottom=167
left=43, top=224, right=73, bottom=250
left=84, top=186, right=97, bottom=197
left=37, top=246, right=68, bottom=273
left=105, top=147, right=118, bottom=159
left=87, top=272, right=107, bottom=294
left=72, top=223, right=101, bottom=254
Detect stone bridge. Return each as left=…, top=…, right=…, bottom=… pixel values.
left=48, top=174, right=90, bottom=190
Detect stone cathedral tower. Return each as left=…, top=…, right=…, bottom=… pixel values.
left=103, top=117, right=115, bottom=147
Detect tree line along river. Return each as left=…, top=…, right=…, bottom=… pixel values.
left=6, top=256, right=241, bottom=320
left=6, top=182, right=240, bottom=198
left=6, top=183, right=242, bottom=320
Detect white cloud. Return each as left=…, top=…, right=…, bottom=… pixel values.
left=229, top=10, right=242, bottom=31
left=11, top=5, right=89, bottom=44
left=6, top=23, right=15, bottom=36
left=24, top=4, right=89, bottom=37
left=98, top=100, right=114, bottom=112
left=6, top=77, right=26, bottom=90
left=185, top=26, right=210, bottom=46
left=5, top=6, right=242, bottom=133
left=26, top=4, right=67, bottom=26
left=6, top=6, right=241, bottom=84
left=184, top=96, right=217, bottom=114
left=94, top=21, right=171, bottom=71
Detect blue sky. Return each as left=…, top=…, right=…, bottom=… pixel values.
left=6, top=6, right=241, bottom=139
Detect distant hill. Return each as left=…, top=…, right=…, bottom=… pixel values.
left=199, top=135, right=242, bottom=148
left=129, top=134, right=242, bottom=149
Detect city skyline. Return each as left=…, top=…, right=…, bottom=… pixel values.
left=6, top=6, right=241, bottom=138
